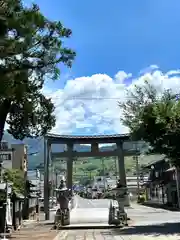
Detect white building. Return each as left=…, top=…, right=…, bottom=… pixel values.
left=11, top=143, right=28, bottom=172
left=92, top=176, right=108, bottom=191
left=0, top=141, right=14, bottom=169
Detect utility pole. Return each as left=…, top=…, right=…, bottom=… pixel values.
left=3, top=180, right=8, bottom=240
left=133, top=142, right=140, bottom=196
left=114, top=157, right=118, bottom=180
left=89, top=171, right=92, bottom=181
left=36, top=169, right=40, bottom=221
left=0, top=161, right=3, bottom=183
left=101, top=158, right=106, bottom=190
left=133, top=154, right=140, bottom=196
left=55, top=172, right=58, bottom=189
left=175, top=166, right=180, bottom=209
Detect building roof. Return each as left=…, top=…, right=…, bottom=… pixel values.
left=45, top=133, right=130, bottom=143
left=166, top=166, right=175, bottom=172
left=142, top=155, right=166, bottom=169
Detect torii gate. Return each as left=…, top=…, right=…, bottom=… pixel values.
left=43, top=133, right=138, bottom=220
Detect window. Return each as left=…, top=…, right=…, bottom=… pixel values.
left=0, top=142, right=8, bottom=150
left=0, top=153, right=11, bottom=161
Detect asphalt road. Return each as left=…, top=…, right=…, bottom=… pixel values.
left=70, top=195, right=180, bottom=227
left=58, top=227, right=180, bottom=239
left=70, top=195, right=111, bottom=224
left=42, top=195, right=180, bottom=232
left=76, top=195, right=111, bottom=208
left=129, top=203, right=180, bottom=226
left=60, top=198, right=180, bottom=239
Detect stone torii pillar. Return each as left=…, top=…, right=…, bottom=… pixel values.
left=66, top=143, right=73, bottom=191
left=116, top=141, right=129, bottom=206
left=116, top=141, right=126, bottom=186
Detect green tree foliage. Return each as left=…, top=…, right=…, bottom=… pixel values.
left=85, top=164, right=98, bottom=172
left=0, top=0, right=75, bottom=141
left=3, top=169, right=25, bottom=194
left=119, top=81, right=180, bottom=167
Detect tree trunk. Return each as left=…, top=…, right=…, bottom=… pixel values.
left=0, top=99, right=11, bottom=142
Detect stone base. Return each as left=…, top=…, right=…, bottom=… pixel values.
left=124, top=195, right=130, bottom=207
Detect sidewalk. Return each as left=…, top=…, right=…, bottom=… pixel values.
left=11, top=199, right=76, bottom=240
left=142, top=201, right=180, bottom=211
left=12, top=221, right=58, bottom=240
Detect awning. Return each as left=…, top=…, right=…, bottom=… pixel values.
left=166, top=167, right=175, bottom=172
left=29, top=194, right=37, bottom=198
left=14, top=192, right=24, bottom=199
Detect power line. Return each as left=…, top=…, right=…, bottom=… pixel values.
left=50, top=97, right=125, bottom=100
left=47, top=94, right=180, bottom=101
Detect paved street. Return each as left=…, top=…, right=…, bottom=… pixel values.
left=54, top=196, right=180, bottom=239
left=22, top=197, right=180, bottom=239
left=128, top=203, right=180, bottom=226
left=70, top=196, right=180, bottom=226
left=70, top=195, right=111, bottom=225
left=57, top=227, right=180, bottom=239
left=76, top=196, right=110, bottom=208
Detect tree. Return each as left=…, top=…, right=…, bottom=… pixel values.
left=0, top=0, right=75, bottom=141
left=119, top=81, right=180, bottom=167
left=85, top=164, right=98, bottom=172
left=3, top=169, right=25, bottom=194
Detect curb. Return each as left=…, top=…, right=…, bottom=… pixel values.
left=141, top=202, right=180, bottom=212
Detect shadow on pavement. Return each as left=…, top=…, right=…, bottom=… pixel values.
left=112, top=222, right=180, bottom=236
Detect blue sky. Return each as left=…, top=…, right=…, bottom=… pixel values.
left=26, top=0, right=180, bottom=135
left=30, top=0, right=180, bottom=79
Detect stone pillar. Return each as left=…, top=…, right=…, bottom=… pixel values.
left=66, top=143, right=73, bottom=190
left=91, top=142, right=99, bottom=153
left=116, top=141, right=129, bottom=206
left=116, top=141, right=126, bottom=186
left=44, top=140, right=50, bottom=220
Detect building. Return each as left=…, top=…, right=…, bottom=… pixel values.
left=0, top=142, right=28, bottom=173
left=92, top=176, right=108, bottom=191
left=126, top=176, right=148, bottom=195
left=0, top=141, right=14, bottom=169
left=11, top=144, right=28, bottom=173
left=106, top=176, right=148, bottom=195
left=142, top=158, right=179, bottom=208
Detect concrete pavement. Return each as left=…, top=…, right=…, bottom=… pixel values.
left=20, top=196, right=180, bottom=239
left=76, top=196, right=111, bottom=208
left=54, top=197, right=180, bottom=239
left=128, top=203, right=180, bottom=226
left=70, top=195, right=112, bottom=225
left=56, top=227, right=180, bottom=239
left=70, top=196, right=180, bottom=226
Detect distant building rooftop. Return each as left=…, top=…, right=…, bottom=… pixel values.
left=142, top=155, right=166, bottom=169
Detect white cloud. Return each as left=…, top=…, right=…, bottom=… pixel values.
left=44, top=65, right=180, bottom=135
